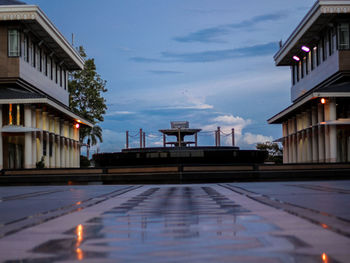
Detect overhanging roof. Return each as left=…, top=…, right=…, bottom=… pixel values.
left=0, top=4, right=84, bottom=70
left=268, top=90, right=350, bottom=124
left=274, top=0, right=350, bottom=66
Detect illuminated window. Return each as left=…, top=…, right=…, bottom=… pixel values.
left=8, top=29, right=20, bottom=57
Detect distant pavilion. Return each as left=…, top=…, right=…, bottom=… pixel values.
left=159, top=122, right=201, bottom=147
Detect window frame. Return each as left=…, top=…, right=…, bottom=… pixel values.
left=8, top=28, right=21, bottom=57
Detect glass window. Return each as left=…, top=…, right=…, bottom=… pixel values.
left=36, top=47, right=40, bottom=70
left=8, top=29, right=20, bottom=57
left=338, top=23, right=350, bottom=50
left=48, top=57, right=52, bottom=79
left=22, top=34, right=28, bottom=61
left=64, top=70, right=67, bottom=90
left=31, top=43, right=36, bottom=67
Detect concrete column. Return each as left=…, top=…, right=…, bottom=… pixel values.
left=31, top=107, right=37, bottom=165
left=45, top=132, right=49, bottom=168
left=312, top=127, right=318, bottom=162
left=24, top=105, right=33, bottom=168
left=324, top=102, right=330, bottom=162
left=50, top=133, right=55, bottom=168
left=292, top=134, right=297, bottom=163
left=60, top=137, right=65, bottom=168
left=306, top=129, right=312, bottom=162
left=68, top=139, right=74, bottom=167
left=329, top=98, right=337, bottom=163
left=318, top=104, right=325, bottom=162
left=36, top=109, right=43, bottom=163
left=65, top=139, right=69, bottom=168
left=0, top=105, right=3, bottom=170
left=42, top=111, right=48, bottom=131
left=283, top=138, right=288, bottom=164
left=55, top=135, right=61, bottom=168
left=288, top=136, right=293, bottom=163
left=64, top=121, right=69, bottom=138
left=311, top=106, right=318, bottom=162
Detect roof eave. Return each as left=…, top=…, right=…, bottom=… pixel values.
left=0, top=5, right=84, bottom=70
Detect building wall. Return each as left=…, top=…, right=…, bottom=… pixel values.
left=0, top=25, right=19, bottom=78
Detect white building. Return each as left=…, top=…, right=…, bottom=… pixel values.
left=269, top=0, right=350, bottom=163
left=0, top=0, right=92, bottom=169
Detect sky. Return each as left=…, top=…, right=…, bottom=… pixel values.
left=25, top=0, right=317, bottom=153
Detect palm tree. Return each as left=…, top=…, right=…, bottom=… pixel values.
left=80, top=125, right=103, bottom=159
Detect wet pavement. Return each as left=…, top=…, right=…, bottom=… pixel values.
left=0, top=181, right=349, bottom=262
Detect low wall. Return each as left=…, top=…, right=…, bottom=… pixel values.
left=0, top=163, right=350, bottom=184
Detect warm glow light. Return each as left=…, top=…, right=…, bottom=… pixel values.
left=321, top=223, right=329, bottom=229
left=75, top=123, right=80, bottom=129
left=75, top=224, right=84, bottom=260
left=301, top=46, right=310, bottom=52
left=321, top=98, right=326, bottom=104
left=9, top=104, right=13, bottom=125
left=322, top=253, right=328, bottom=263
left=77, top=119, right=81, bottom=123
left=76, top=248, right=84, bottom=261
left=292, top=56, right=300, bottom=61
left=76, top=201, right=82, bottom=205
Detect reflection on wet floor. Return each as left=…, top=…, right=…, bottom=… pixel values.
left=6, top=186, right=340, bottom=263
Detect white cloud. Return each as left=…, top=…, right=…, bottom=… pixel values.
left=242, top=132, right=273, bottom=145
left=106, top=111, right=134, bottom=116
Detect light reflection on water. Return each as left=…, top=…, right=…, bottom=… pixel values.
left=75, top=224, right=84, bottom=260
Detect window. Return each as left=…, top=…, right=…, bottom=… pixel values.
left=44, top=54, right=48, bottom=76
left=36, top=47, right=40, bottom=70
left=52, top=60, right=56, bottom=82
left=338, top=23, right=349, bottom=50
left=328, top=29, right=334, bottom=55
left=48, top=57, right=52, bottom=79
left=39, top=48, right=42, bottom=72
left=23, top=35, right=28, bottom=62
left=59, top=67, right=63, bottom=87
left=322, top=36, right=327, bottom=61
left=311, top=48, right=315, bottom=70
left=8, top=29, right=20, bottom=57
left=304, top=56, right=309, bottom=75
left=31, top=43, right=36, bottom=67
left=64, top=70, right=67, bottom=90
left=317, top=43, right=321, bottom=66
left=55, top=63, right=58, bottom=84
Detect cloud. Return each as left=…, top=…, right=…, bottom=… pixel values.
left=199, top=114, right=273, bottom=148
left=131, top=42, right=278, bottom=63
left=243, top=132, right=273, bottom=145
left=173, top=12, right=285, bottom=43
left=130, top=57, right=165, bottom=63
left=106, top=111, right=135, bottom=116
left=173, top=27, right=229, bottom=43
left=149, top=70, right=184, bottom=75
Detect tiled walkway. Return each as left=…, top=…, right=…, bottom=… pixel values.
left=0, top=184, right=349, bottom=262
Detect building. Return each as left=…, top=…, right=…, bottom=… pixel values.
left=0, top=0, right=92, bottom=169
left=268, top=0, right=350, bottom=163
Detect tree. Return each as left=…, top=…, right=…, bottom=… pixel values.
left=256, top=142, right=283, bottom=164
left=69, top=46, right=107, bottom=158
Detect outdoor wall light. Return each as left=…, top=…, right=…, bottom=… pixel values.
left=75, top=123, right=80, bottom=129
left=292, top=56, right=300, bottom=61
left=321, top=98, right=326, bottom=104
left=301, top=46, right=310, bottom=52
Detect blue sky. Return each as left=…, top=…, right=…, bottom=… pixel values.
left=26, top=0, right=316, bottom=153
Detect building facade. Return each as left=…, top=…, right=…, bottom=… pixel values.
left=268, top=0, right=350, bottom=163
left=0, top=0, right=92, bottom=169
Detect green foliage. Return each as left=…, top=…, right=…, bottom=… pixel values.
left=68, top=46, right=107, bottom=146
left=256, top=142, right=283, bottom=164
left=36, top=156, right=45, bottom=169
left=80, top=155, right=91, bottom=167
